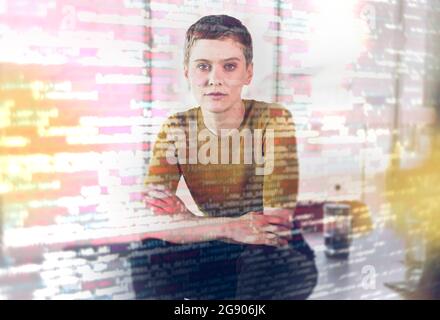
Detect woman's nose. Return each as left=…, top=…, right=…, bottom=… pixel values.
left=208, top=66, right=224, bottom=86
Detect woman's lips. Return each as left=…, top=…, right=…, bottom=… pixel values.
left=206, top=93, right=227, bottom=100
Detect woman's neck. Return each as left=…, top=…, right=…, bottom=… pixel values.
left=201, top=99, right=245, bottom=136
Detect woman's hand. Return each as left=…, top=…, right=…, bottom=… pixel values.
left=143, top=185, right=295, bottom=247
left=143, top=184, right=192, bottom=218
left=224, top=209, right=294, bottom=247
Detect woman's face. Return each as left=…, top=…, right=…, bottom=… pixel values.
left=184, top=37, right=253, bottom=114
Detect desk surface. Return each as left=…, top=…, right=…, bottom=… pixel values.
left=304, top=228, right=407, bottom=300
left=0, top=225, right=410, bottom=300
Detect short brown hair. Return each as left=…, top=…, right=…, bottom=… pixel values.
left=184, top=15, right=253, bottom=67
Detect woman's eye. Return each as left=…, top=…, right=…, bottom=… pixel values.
left=197, top=63, right=210, bottom=71
left=224, top=63, right=236, bottom=71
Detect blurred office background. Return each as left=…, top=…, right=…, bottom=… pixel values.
left=0, top=0, right=439, bottom=299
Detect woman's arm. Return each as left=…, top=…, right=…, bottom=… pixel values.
left=143, top=184, right=291, bottom=246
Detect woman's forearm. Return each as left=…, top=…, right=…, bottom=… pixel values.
left=147, top=215, right=234, bottom=244
left=144, top=187, right=240, bottom=244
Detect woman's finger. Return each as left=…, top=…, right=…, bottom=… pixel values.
left=147, top=189, right=171, bottom=200
left=144, top=197, right=179, bottom=213
left=147, top=184, right=174, bottom=196
left=266, top=223, right=292, bottom=233
left=145, top=192, right=183, bottom=212
left=147, top=190, right=183, bottom=209
left=148, top=203, right=169, bottom=215
left=264, top=215, right=292, bottom=228
left=144, top=195, right=167, bottom=207
left=263, top=234, right=285, bottom=247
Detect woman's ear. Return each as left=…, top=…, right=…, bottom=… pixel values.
left=183, top=65, right=191, bottom=91
left=184, top=65, right=189, bottom=80
left=245, top=62, right=254, bottom=85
